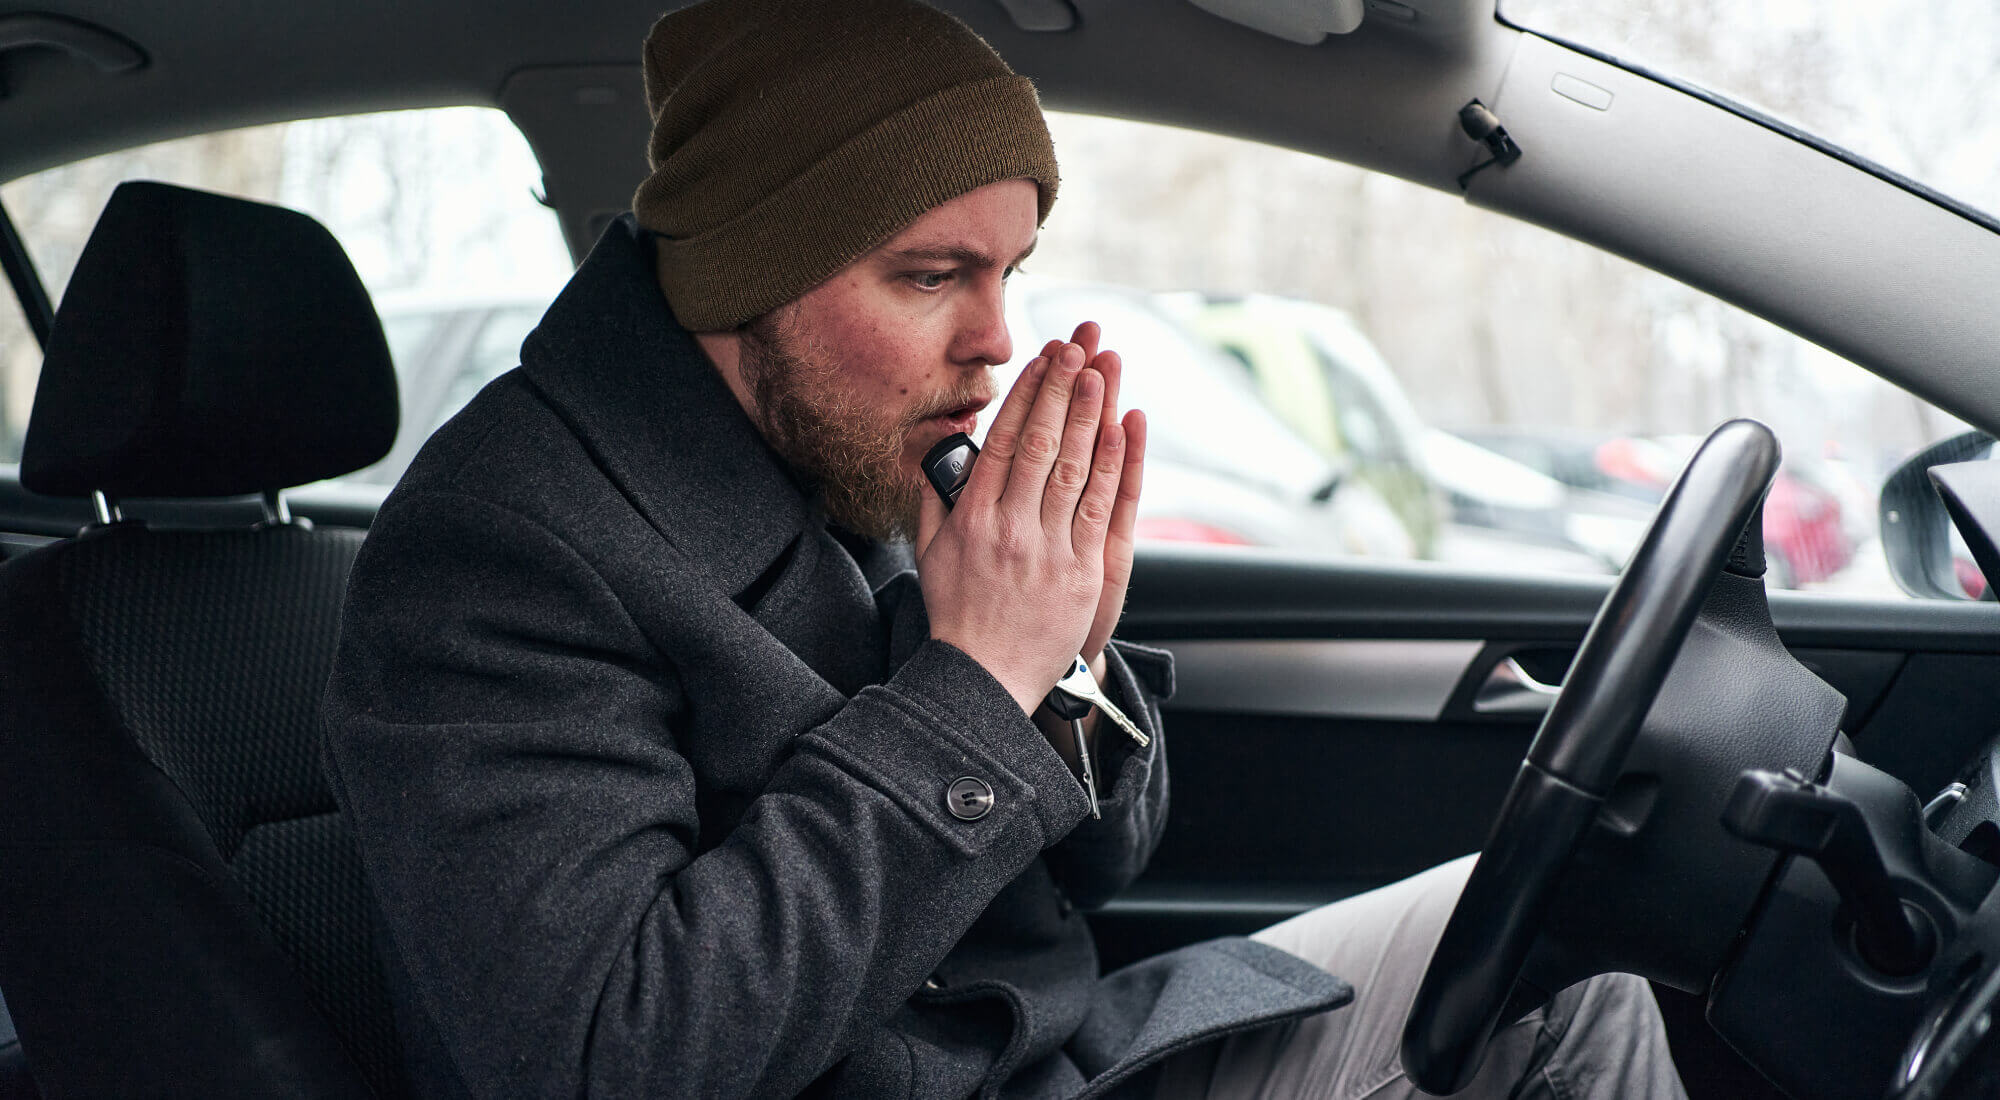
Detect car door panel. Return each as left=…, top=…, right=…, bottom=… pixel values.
left=1091, top=549, right=2000, bottom=973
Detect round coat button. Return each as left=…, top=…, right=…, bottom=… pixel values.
left=946, top=776, right=995, bottom=821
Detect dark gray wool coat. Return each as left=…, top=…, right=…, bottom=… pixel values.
left=320, top=214, right=1350, bottom=1100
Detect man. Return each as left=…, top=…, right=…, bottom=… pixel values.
left=321, top=1, right=1684, bottom=1096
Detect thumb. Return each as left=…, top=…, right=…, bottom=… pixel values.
left=915, top=487, right=947, bottom=562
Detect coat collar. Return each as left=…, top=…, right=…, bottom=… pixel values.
left=517, top=214, right=811, bottom=598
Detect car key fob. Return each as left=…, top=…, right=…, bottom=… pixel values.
left=922, top=432, right=978, bottom=509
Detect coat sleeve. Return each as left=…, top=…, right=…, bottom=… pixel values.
left=1041, top=639, right=1174, bottom=911
left=321, top=490, right=1093, bottom=1099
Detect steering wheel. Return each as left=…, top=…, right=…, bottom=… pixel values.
left=1400, top=418, right=1781, bottom=1095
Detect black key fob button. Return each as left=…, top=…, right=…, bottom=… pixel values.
left=922, top=433, right=979, bottom=509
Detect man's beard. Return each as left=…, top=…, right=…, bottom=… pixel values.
left=738, top=308, right=988, bottom=543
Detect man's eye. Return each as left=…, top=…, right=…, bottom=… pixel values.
left=1003, top=264, right=1019, bottom=280
left=912, top=271, right=953, bottom=290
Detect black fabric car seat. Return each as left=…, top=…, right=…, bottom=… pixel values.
left=0, top=182, right=406, bottom=1098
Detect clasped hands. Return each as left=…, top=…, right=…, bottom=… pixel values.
left=916, top=322, right=1148, bottom=731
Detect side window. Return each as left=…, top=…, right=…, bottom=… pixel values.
left=1031, top=110, right=1967, bottom=597
left=0, top=272, right=36, bottom=462
left=1022, top=287, right=1329, bottom=498
left=443, top=306, right=547, bottom=433
left=0, top=108, right=570, bottom=485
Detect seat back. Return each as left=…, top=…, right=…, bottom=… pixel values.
left=0, top=182, right=405, bottom=1097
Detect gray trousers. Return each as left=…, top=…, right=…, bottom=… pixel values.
left=1151, top=856, right=1687, bottom=1099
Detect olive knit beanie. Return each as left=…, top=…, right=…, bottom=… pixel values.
left=633, top=0, right=1061, bottom=331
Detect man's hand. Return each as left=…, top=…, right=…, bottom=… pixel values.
left=916, top=335, right=1142, bottom=716
left=1049, top=323, right=1147, bottom=664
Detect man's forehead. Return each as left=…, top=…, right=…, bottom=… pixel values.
left=872, top=179, right=1041, bottom=262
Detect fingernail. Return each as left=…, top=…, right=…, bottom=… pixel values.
left=1077, top=370, right=1101, bottom=399
left=1060, top=344, right=1084, bottom=370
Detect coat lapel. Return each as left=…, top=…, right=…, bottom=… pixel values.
left=517, top=214, right=810, bottom=601
left=741, top=514, right=886, bottom=699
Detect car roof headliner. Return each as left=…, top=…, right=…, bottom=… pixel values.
left=0, top=0, right=1505, bottom=190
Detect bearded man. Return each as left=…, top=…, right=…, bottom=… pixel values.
left=320, top=1, right=1685, bottom=1097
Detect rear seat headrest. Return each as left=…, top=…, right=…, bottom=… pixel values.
left=21, top=181, right=400, bottom=499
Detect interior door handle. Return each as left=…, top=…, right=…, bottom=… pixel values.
left=1474, top=657, right=1561, bottom=716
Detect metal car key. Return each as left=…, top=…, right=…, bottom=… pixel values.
left=1051, top=655, right=1149, bottom=749
left=1071, top=717, right=1101, bottom=819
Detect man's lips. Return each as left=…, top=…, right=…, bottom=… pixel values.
left=928, top=397, right=992, bottom=434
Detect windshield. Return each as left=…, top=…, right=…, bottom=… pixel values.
left=1501, top=0, right=2000, bottom=223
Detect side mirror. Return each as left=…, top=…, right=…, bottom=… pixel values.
left=1880, top=430, right=1995, bottom=599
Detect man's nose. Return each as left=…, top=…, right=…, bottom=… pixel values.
left=954, top=281, right=1012, bottom=367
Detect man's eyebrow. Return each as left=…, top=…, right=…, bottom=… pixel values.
left=883, top=238, right=1039, bottom=268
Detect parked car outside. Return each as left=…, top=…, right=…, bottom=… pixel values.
left=1156, top=291, right=1443, bottom=557
left=1157, top=291, right=1638, bottom=574
left=1008, top=277, right=1421, bottom=558
left=1462, top=429, right=1859, bottom=588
